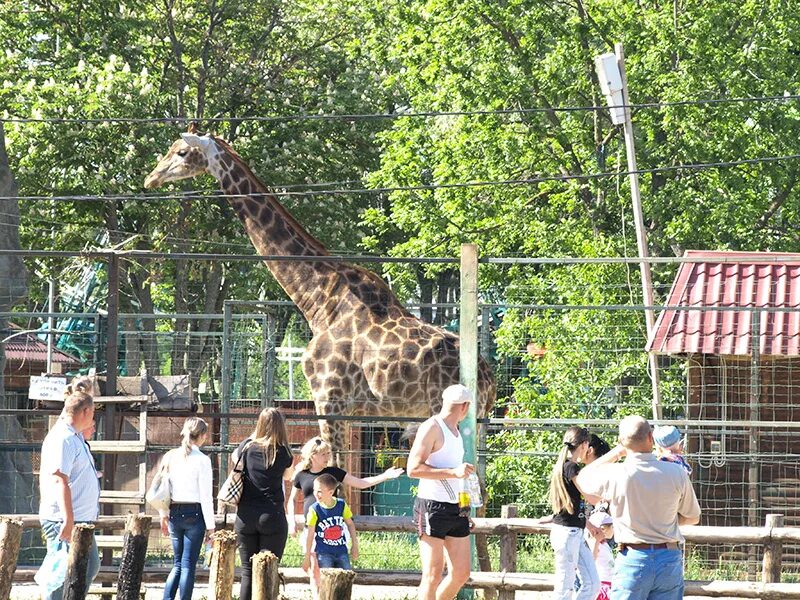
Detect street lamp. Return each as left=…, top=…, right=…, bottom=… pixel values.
left=594, top=43, right=662, bottom=420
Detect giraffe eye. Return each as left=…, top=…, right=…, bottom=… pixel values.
left=177, top=149, right=188, bottom=157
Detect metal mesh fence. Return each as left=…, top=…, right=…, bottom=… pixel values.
left=0, top=253, right=798, bottom=580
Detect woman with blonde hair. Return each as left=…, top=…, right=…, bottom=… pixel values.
left=288, top=435, right=403, bottom=598
left=158, top=417, right=214, bottom=600
left=234, top=407, right=294, bottom=600
left=548, top=426, right=600, bottom=600
left=287, top=436, right=403, bottom=532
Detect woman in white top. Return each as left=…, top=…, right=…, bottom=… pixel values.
left=158, top=417, right=214, bottom=600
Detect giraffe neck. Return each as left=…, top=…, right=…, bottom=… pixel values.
left=206, top=139, right=334, bottom=319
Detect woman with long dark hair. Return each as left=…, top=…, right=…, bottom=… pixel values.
left=234, top=408, right=294, bottom=600
left=548, top=426, right=600, bottom=600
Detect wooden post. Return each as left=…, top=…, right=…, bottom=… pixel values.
left=762, top=514, right=784, bottom=584
left=63, top=523, right=96, bottom=600
left=209, top=529, right=237, bottom=600
left=319, top=569, right=355, bottom=600
left=0, top=517, right=23, bottom=600
left=251, top=551, right=280, bottom=600
left=498, top=505, right=518, bottom=600
left=117, top=514, right=151, bottom=600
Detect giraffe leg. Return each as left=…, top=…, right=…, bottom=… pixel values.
left=315, top=397, right=348, bottom=468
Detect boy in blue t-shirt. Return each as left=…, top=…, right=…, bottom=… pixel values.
left=303, top=473, right=359, bottom=598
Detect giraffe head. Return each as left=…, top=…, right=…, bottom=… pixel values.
left=143, top=132, right=215, bottom=189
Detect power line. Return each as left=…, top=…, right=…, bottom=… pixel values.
left=3, top=151, right=799, bottom=202
left=3, top=93, right=800, bottom=125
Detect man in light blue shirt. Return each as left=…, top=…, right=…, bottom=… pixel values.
left=37, top=385, right=100, bottom=600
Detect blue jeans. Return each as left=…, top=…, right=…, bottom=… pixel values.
left=550, top=524, right=600, bottom=600
left=317, top=552, right=352, bottom=570
left=611, top=547, right=684, bottom=600
left=40, top=520, right=100, bottom=600
left=164, top=504, right=206, bottom=600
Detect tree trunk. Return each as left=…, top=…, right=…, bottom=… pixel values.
left=251, top=551, right=280, bottom=600
left=63, top=524, right=95, bottom=600
left=0, top=517, right=23, bottom=600
left=319, top=568, right=355, bottom=600
left=208, top=529, right=237, bottom=600
left=117, top=514, right=151, bottom=600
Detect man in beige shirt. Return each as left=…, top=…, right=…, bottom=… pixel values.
left=576, top=416, right=700, bottom=600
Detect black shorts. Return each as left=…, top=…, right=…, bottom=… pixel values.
left=414, top=497, right=470, bottom=539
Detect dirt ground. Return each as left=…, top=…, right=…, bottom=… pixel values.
left=10, top=584, right=734, bottom=599
left=11, top=583, right=553, bottom=600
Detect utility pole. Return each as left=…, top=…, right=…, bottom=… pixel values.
left=595, top=42, right=662, bottom=419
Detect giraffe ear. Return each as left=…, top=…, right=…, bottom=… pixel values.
left=181, top=133, right=213, bottom=151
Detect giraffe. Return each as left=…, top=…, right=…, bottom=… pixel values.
left=144, top=131, right=496, bottom=457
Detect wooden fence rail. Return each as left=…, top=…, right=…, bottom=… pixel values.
left=7, top=508, right=800, bottom=598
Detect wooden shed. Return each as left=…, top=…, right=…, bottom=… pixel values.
left=647, top=251, right=800, bottom=542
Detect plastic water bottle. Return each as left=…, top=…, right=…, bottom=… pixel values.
left=203, top=541, right=213, bottom=568
left=467, top=473, right=483, bottom=508
left=458, top=479, right=471, bottom=517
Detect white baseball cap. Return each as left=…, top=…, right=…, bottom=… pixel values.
left=589, top=511, right=613, bottom=527
left=442, top=384, right=473, bottom=404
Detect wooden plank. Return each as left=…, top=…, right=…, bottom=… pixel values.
left=88, top=441, right=146, bottom=453
left=93, top=395, right=149, bottom=405
left=95, top=535, right=125, bottom=549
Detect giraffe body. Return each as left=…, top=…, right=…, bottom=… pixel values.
left=145, top=133, right=496, bottom=453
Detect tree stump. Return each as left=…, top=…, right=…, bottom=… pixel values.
left=319, top=568, right=355, bottom=600
left=0, top=517, right=23, bottom=600
left=209, top=529, right=237, bottom=600
left=251, top=551, right=280, bottom=600
left=63, top=523, right=96, bottom=600
left=117, top=514, right=151, bottom=600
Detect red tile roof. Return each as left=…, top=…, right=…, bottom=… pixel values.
left=4, top=327, right=82, bottom=367
left=647, top=250, right=800, bottom=356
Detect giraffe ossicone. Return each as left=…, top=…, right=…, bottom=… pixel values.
left=144, top=130, right=496, bottom=462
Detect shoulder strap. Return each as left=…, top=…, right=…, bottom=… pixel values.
left=233, top=439, right=254, bottom=473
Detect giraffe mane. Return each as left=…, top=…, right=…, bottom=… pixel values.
left=211, top=135, right=330, bottom=257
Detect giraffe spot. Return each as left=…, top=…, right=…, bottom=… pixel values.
left=382, top=331, right=401, bottom=346
left=366, top=327, right=383, bottom=344
left=387, top=379, right=404, bottom=397
left=335, top=341, right=352, bottom=357
left=400, top=341, right=419, bottom=360
left=272, top=220, right=291, bottom=244
left=230, top=164, right=246, bottom=181
left=244, top=196, right=259, bottom=214
left=399, top=361, right=417, bottom=380
left=222, top=174, right=232, bottom=188
left=259, top=206, right=275, bottom=225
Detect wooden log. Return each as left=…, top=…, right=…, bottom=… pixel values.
left=762, top=514, right=784, bottom=584
left=12, top=513, right=800, bottom=545
left=498, top=505, right=518, bottom=600
left=117, top=514, right=151, bottom=600
left=63, top=523, right=96, bottom=600
left=208, top=529, right=237, bottom=600
left=251, top=551, right=280, bottom=600
left=319, top=569, right=355, bottom=600
left=13, top=566, right=800, bottom=597
left=0, top=517, right=23, bottom=600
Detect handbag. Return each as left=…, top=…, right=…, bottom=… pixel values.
left=218, top=439, right=253, bottom=507
left=146, top=452, right=172, bottom=512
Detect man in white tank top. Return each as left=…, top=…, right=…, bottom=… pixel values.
left=407, top=384, right=475, bottom=600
